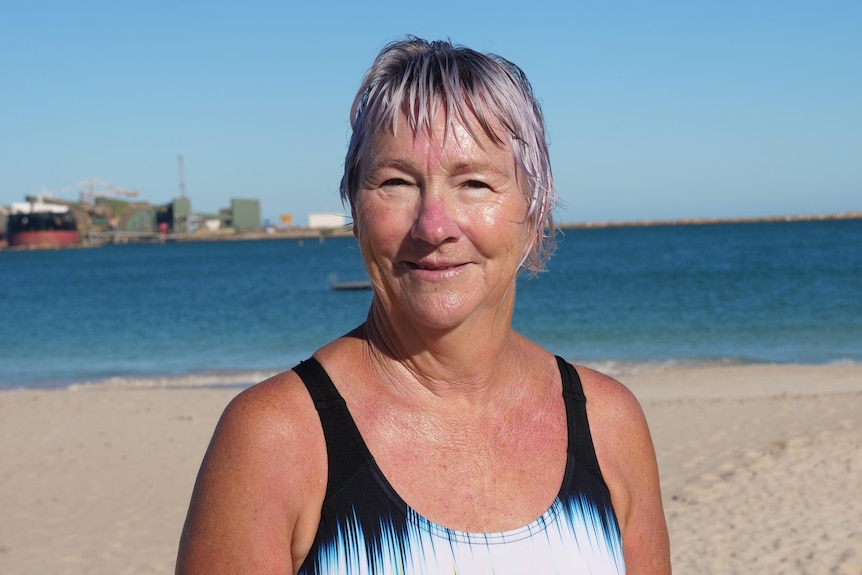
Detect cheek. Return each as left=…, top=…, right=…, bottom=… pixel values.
left=354, top=199, right=406, bottom=261
left=470, top=201, right=530, bottom=254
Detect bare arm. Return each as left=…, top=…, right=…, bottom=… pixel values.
left=580, top=367, right=672, bottom=575
left=175, top=372, right=326, bottom=575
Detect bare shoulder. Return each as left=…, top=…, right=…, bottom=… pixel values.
left=572, top=365, right=654, bottom=504
left=217, top=369, right=323, bottom=448
left=573, top=365, right=654, bottom=499
left=575, top=365, right=649, bottom=439
left=210, top=370, right=327, bottom=491
left=176, top=369, right=327, bottom=574
left=571, top=364, right=671, bottom=575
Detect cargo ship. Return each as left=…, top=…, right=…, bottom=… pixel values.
left=6, top=199, right=79, bottom=248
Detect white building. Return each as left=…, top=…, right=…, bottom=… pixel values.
left=308, top=213, right=348, bottom=229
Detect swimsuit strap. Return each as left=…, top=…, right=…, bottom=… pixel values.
left=296, top=355, right=606, bottom=501
left=293, top=357, right=374, bottom=501
left=555, top=355, right=605, bottom=482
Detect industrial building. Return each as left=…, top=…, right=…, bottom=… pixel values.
left=308, top=213, right=348, bottom=229
left=221, top=199, right=261, bottom=231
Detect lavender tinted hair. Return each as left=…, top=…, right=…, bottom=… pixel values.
left=341, top=36, right=557, bottom=275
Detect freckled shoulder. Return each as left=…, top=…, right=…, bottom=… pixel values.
left=573, top=364, right=652, bottom=495
left=176, top=369, right=327, bottom=574
left=575, top=366, right=646, bottom=434
left=574, top=365, right=671, bottom=575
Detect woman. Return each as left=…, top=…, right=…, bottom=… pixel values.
left=176, top=37, right=670, bottom=574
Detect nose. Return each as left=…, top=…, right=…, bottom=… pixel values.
left=411, top=189, right=461, bottom=246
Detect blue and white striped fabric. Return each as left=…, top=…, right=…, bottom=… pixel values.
left=301, top=477, right=624, bottom=574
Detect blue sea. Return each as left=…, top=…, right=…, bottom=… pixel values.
left=2, top=219, right=860, bottom=390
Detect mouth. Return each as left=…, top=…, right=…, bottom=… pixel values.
left=405, top=260, right=467, bottom=273
left=413, top=263, right=458, bottom=271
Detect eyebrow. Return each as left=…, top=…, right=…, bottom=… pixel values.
left=368, top=158, right=512, bottom=177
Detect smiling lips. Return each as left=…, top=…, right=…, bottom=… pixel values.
left=407, top=259, right=466, bottom=272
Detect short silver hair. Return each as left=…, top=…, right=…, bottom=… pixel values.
left=341, top=36, right=557, bottom=275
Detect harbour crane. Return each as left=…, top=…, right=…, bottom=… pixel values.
left=66, top=177, right=139, bottom=205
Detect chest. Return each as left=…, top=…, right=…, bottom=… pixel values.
left=353, top=392, right=569, bottom=532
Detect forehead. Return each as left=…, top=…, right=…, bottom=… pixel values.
left=368, top=108, right=514, bottom=168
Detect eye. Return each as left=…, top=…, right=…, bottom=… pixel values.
left=381, top=178, right=411, bottom=187
left=464, top=180, right=490, bottom=189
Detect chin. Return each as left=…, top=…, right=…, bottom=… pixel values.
left=402, top=294, right=481, bottom=331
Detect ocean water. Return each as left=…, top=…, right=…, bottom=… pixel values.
left=1, top=219, right=860, bottom=389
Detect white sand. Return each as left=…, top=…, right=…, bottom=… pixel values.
left=632, top=365, right=862, bottom=575
left=1, top=364, right=860, bottom=574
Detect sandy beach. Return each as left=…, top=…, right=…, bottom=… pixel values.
left=1, top=363, right=860, bottom=575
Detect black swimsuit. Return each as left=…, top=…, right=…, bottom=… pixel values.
left=294, top=355, right=625, bottom=574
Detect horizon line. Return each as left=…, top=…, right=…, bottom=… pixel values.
left=558, top=211, right=862, bottom=230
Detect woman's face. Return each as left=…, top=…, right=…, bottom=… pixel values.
left=354, top=109, right=531, bottom=333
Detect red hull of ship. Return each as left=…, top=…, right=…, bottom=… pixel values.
left=7, top=230, right=79, bottom=248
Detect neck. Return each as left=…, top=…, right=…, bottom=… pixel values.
left=359, top=298, right=525, bottom=401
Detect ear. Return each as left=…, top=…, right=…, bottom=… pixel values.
left=351, top=207, right=359, bottom=239
left=521, top=191, right=548, bottom=271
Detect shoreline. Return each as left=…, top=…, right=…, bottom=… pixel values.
left=4, top=357, right=862, bottom=393
left=1, top=362, right=860, bottom=573
left=558, top=210, right=862, bottom=229
left=3, top=210, right=860, bottom=252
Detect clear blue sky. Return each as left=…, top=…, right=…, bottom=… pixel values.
left=2, top=1, right=859, bottom=225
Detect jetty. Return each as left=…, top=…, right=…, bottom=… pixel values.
left=328, top=274, right=372, bottom=291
